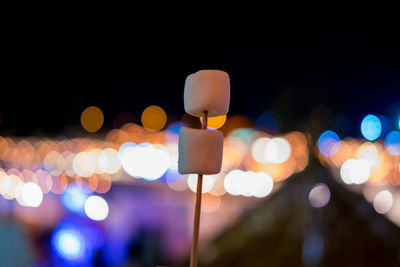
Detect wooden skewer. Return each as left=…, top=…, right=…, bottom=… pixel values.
left=190, top=110, right=208, bottom=267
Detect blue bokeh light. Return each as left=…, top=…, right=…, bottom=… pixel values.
left=385, top=131, right=400, bottom=156
left=61, top=185, right=88, bottom=214
left=52, top=228, right=86, bottom=261
left=255, top=112, right=279, bottom=135
left=361, top=114, right=382, bottom=141
left=318, top=130, right=341, bottom=157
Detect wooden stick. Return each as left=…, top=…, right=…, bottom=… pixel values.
left=190, top=111, right=208, bottom=267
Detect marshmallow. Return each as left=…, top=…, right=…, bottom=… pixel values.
left=184, top=70, right=230, bottom=117
left=178, top=127, right=223, bottom=174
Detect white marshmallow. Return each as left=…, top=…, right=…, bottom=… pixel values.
left=184, top=70, right=230, bottom=117
left=178, top=127, right=223, bottom=174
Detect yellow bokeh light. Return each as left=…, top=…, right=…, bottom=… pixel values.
left=81, top=106, right=104, bottom=133
left=141, top=105, right=167, bottom=131
left=200, top=114, right=227, bottom=129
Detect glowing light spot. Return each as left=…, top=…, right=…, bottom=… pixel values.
left=200, top=114, right=227, bottom=129
left=84, top=195, right=109, bottom=221
left=22, top=182, right=43, bottom=207
left=81, top=106, right=104, bottom=133
left=340, top=158, right=371, bottom=184
left=224, top=169, right=246, bottom=196
left=61, top=185, right=88, bottom=213
left=187, top=174, right=216, bottom=194
left=224, top=170, right=273, bottom=197
left=53, top=230, right=84, bottom=259
left=357, top=143, right=379, bottom=169
left=309, top=183, right=331, bottom=208
left=373, top=190, right=393, bottom=214
left=264, top=137, right=291, bottom=164
left=98, top=148, right=121, bottom=174
left=384, top=131, right=400, bottom=156
left=361, top=114, right=382, bottom=141
left=251, top=137, right=270, bottom=163
left=73, top=152, right=95, bottom=177
left=120, top=143, right=169, bottom=180
left=318, top=130, right=340, bottom=157
left=141, top=105, right=167, bottom=131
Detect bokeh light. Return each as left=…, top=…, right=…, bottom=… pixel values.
left=98, top=148, right=122, bottom=174
left=141, top=105, right=167, bottom=131
left=187, top=174, right=216, bottom=194
left=81, top=106, right=104, bottom=133
left=22, top=182, right=43, bottom=207
left=52, top=228, right=85, bottom=260
left=84, top=195, right=109, bottom=221
left=373, top=190, right=393, bottom=214
left=340, top=158, right=371, bottom=184
left=120, top=143, right=169, bottom=180
left=308, top=183, right=331, bottom=208
left=361, top=114, right=382, bottom=141
left=318, top=130, right=341, bottom=157
left=384, top=131, right=400, bottom=156
left=255, top=111, right=279, bottom=135
left=200, top=114, right=227, bottom=129
left=224, top=170, right=273, bottom=197
left=61, top=185, right=88, bottom=213
left=264, top=137, right=291, bottom=164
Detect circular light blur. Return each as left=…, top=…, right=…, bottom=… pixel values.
left=361, top=114, right=382, bottom=141
left=318, top=130, right=340, bottom=157
left=84, top=195, right=109, bottom=221
left=384, top=131, right=400, bottom=156
left=73, top=152, right=95, bottom=177
left=22, top=182, right=43, bottom=207
left=340, top=158, right=371, bottom=184
left=264, top=137, right=291, bottom=164
left=309, top=183, right=331, bottom=208
left=357, top=143, right=379, bottom=169
left=187, top=174, right=215, bottom=194
left=224, top=170, right=273, bottom=197
left=141, top=105, right=167, bottom=131
left=81, top=106, right=104, bottom=133
left=373, top=190, right=393, bottom=214
left=61, top=185, right=88, bottom=213
left=98, top=148, right=121, bottom=174
left=200, top=115, right=226, bottom=129
left=53, top=230, right=84, bottom=259
left=120, top=143, right=170, bottom=180
left=251, top=137, right=270, bottom=163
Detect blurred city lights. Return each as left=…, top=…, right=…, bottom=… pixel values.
left=98, top=148, right=122, bottom=174
left=200, top=114, right=227, bottom=129
left=141, top=105, right=167, bottom=131
left=308, top=183, right=331, bottom=208
left=318, top=130, right=341, bottom=157
left=373, top=190, right=393, bottom=214
left=120, top=143, right=169, bottom=180
left=187, top=174, right=216, bottom=194
left=81, top=106, right=104, bottom=133
left=22, top=182, right=43, bottom=207
left=84, top=195, right=109, bottom=221
left=340, top=158, right=371, bottom=184
left=61, top=185, right=88, bottom=213
left=52, top=228, right=86, bottom=261
left=361, top=114, right=382, bottom=141
left=384, top=131, right=400, bottom=156
left=264, top=137, right=291, bottom=164
left=224, top=170, right=273, bottom=197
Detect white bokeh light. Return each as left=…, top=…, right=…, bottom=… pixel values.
left=373, top=190, right=393, bottom=214
left=309, top=183, right=331, bottom=208
left=264, top=137, right=291, bottom=164
left=98, top=148, right=121, bottom=174
left=224, top=169, right=273, bottom=197
left=120, top=143, right=170, bottom=180
left=84, top=195, right=109, bottom=221
left=340, top=158, right=370, bottom=184
left=187, top=174, right=216, bottom=194
left=22, top=182, right=43, bottom=207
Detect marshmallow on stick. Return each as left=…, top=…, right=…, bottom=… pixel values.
left=179, top=69, right=230, bottom=267
left=184, top=70, right=230, bottom=117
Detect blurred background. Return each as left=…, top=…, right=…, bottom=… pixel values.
left=0, top=31, right=400, bottom=266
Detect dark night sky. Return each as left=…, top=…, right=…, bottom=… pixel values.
left=1, top=31, right=399, bottom=137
